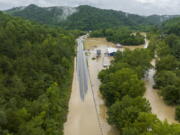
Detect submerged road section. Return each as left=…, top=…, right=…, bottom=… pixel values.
left=77, top=36, right=89, bottom=100
left=64, top=35, right=102, bottom=135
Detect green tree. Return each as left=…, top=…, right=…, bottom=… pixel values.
left=108, top=96, right=151, bottom=129
left=175, top=106, right=180, bottom=121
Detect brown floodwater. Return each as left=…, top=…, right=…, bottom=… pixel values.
left=84, top=37, right=148, bottom=51
left=144, top=59, right=178, bottom=124
left=84, top=38, right=116, bottom=50
left=64, top=41, right=119, bottom=135
left=87, top=46, right=120, bottom=135
left=64, top=36, right=171, bottom=135
left=64, top=58, right=102, bottom=135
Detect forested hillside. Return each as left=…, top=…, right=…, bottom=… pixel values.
left=6, top=4, right=77, bottom=26
left=5, top=5, right=178, bottom=30
left=0, top=12, right=79, bottom=135
left=162, top=17, right=180, bottom=36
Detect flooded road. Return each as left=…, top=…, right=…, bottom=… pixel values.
left=77, top=36, right=89, bottom=100
left=64, top=57, right=103, bottom=135
left=64, top=34, right=177, bottom=135
left=144, top=59, right=177, bottom=123
left=64, top=36, right=119, bottom=135
left=87, top=46, right=119, bottom=135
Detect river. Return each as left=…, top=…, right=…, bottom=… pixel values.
left=144, top=59, right=177, bottom=123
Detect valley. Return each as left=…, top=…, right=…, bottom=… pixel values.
left=65, top=34, right=178, bottom=135
left=0, top=2, right=180, bottom=135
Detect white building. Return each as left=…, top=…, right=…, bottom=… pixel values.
left=107, top=47, right=118, bottom=56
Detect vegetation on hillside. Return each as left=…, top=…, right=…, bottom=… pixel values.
left=162, top=17, right=180, bottom=36
left=6, top=5, right=178, bottom=31
left=90, top=28, right=145, bottom=45
left=6, top=4, right=66, bottom=25
left=0, top=12, right=81, bottom=135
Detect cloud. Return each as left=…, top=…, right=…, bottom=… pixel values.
left=0, top=0, right=180, bottom=15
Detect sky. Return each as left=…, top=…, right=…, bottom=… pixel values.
left=0, top=0, right=180, bottom=16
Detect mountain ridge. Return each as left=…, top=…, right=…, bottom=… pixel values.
left=4, top=4, right=179, bottom=30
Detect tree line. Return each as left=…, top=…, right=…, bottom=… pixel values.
left=0, top=12, right=83, bottom=135
left=90, top=28, right=145, bottom=45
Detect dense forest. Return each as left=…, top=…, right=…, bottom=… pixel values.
left=90, top=28, right=145, bottom=45
left=6, top=5, right=178, bottom=31
left=0, top=12, right=82, bottom=135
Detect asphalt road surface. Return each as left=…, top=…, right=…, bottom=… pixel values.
left=77, top=36, right=89, bottom=100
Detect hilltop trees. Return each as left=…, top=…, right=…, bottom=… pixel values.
left=0, top=12, right=79, bottom=135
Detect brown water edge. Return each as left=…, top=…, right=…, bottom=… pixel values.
left=64, top=58, right=102, bottom=135
left=64, top=37, right=152, bottom=135
left=87, top=45, right=120, bottom=135
left=84, top=38, right=116, bottom=50
left=85, top=37, right=146, bottom=51
left=144, top=59, right=178, bottom=124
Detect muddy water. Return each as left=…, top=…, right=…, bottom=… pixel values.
left=87, top=46, right=119, bottom=135
left=64, top=36, right=154, bottom=135
left=144, top=59, right=177, bottom=123
left=64, top=58, right=102, bottom=135
left=84, top=37, right=148, bottom=51
left=64, top=40, right=119, bottom=135
left=84, top=38, right=116, bottom=50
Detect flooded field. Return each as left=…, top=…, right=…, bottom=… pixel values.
left=144, top=60, right=177, bottom=123
left=123, top=45, right=144, bottom=50
left=87, top=46, right=119, bottom=135
left=84, top=38, right=116, bottom=50
left=85, top=37, right=146, bottom=51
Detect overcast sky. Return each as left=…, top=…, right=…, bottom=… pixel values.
left=0, top=0, right=180, bottom=16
